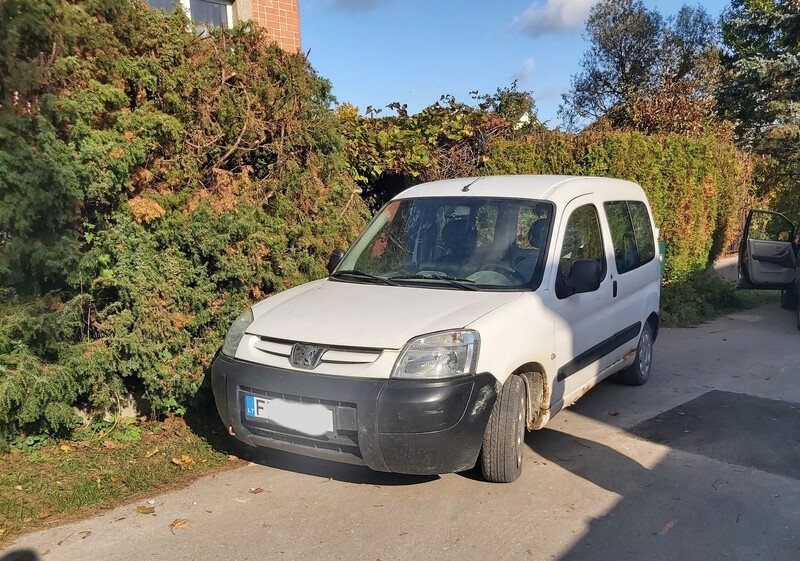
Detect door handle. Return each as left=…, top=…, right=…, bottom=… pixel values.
left=613, top=280, right=618, bottom=298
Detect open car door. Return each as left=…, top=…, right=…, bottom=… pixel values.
left=738, top=209, right=797, bottom=290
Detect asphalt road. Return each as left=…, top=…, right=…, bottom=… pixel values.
left=4, top=302, right=800, bottom=561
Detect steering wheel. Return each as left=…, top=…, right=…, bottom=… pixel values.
left=486, top=264, right=526, bottom=283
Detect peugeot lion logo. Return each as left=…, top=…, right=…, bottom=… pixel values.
left=290, top=343, right=325, bottom=369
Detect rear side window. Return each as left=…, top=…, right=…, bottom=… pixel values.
left=604, top=200, right=656, bottom=274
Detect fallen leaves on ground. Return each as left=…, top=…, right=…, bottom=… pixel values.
left=0, top=528, right=5, bottom=537
left=135, top=506, right=156, bottom=515
left=169, top=518, right=189, bottom=533
left=145, top=447, right=160, bottom=458
left=37, top=511, right=52, bottom=520
left=658, top=519, right=677, bottom=536
left=59, top=444, right=74, bottom=453
left=249, top=487, right=263, bottom=494
left=102, top=440, right=121, bottom=450
left=227, top=455, right=238, bottom=462
left=79, top=531, right=91, bottom=539
left=171, top=455, right=194, bottom=468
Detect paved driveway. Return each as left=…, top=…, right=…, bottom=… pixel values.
left=4, top=303, right=800, bottom=561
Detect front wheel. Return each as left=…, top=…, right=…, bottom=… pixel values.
left=480, top=375, right=526, bottom=483
left=618, top=321, right=654, bottom=386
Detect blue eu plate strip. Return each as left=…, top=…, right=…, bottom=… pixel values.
left=245, top=395, right=255, bottom=417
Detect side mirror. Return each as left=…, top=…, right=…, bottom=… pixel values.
left=562, top=259, right=602, bottom=296
left=327, top=248, right=345, bottom=275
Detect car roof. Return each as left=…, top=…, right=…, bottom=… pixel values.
left=393, top=175, right=646, bottom=206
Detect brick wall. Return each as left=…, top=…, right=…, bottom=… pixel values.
left=250, top=0, right=301, bottom=52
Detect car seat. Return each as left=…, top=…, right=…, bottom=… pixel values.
left=439, top=219, right=478, bottom=267
left=514, top=219, right=549, bottom=280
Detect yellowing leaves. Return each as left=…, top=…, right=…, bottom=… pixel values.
left=128, top=196, right=166, bottom=225
left=59, top=444, right=74, bottom=453
left=171, top=455, right=194, bottom=468
left=145, top=447, right=160, bottom=458
left=135, top=506, right=156, bottom=515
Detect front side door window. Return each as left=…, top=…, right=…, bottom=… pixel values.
left=557, top=204, right=606, bottom=298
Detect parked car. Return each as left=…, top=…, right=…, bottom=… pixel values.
left=212, top=175, right=661, bottom=482
left=738, top=209, right=800, bottom=328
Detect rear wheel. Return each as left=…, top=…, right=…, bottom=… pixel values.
left=480, top=375, right=526, bottom=483
left=618, top=321, right=654, bottom=386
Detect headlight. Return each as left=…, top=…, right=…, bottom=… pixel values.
left=221, top=308, right=254, bottom=358
left=391, top=330, right=480, bottom=380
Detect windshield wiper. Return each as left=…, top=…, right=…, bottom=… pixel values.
left=390, top=273, right=479, bottom=291
left=330, top=270, right=399, bottom=286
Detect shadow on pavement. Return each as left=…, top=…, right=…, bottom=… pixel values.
left=531, top=397, right=800, bottom=561
left=245, top=447, right=438, bottom=486
left=0, top=550, right=40, bottom=561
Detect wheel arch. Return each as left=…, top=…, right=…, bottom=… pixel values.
left=511, top=363, right=551, bottom=430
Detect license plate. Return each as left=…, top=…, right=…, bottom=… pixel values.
left=244, top=395, right=333, bottom=436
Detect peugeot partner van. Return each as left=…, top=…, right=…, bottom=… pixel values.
left=212, top=175, right=661, bottom=482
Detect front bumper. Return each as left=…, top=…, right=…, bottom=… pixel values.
left=211, top=355, right=498, bottom=475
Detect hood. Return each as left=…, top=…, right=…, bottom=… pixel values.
left=248, top=279, right=522, bottom=349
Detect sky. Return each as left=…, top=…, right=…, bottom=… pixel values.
left=300, top=0, right=731, bottom=127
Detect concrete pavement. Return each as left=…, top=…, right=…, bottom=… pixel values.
left=3, top=302, right=799, bottom=561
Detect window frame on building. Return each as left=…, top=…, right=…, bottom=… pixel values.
left=146, top=0, right=234, bottom=29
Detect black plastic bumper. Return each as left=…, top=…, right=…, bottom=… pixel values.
left=211, top=355, right=498, bottom=475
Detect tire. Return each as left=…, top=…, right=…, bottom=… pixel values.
left=480, top=375, right=526, bottom=483
left=618, top=321, right=654, bottom=386
left=781, top=286, right=798, bottom=310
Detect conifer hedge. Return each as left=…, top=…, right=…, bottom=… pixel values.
left=0, top=0, right=368, bottom=441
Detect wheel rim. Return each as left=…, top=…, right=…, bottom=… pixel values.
left=638, top=326, right=652, bottom=377
left=516, top=390, right=525, bottom=469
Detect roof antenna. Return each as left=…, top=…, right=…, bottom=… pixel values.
left=461, top=177, right=481, bottom=192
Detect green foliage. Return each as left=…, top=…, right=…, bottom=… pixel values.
left=660, top=271, right=775, bottom=326
left=71, top=417, right=142, bottom=443
left=0, top=1, right=369, bottom=442
left=338, top=89, right=520, bottom=210
left=719, top=0, right=800, bottom=176
left=12, top=433, right=50, bottom=453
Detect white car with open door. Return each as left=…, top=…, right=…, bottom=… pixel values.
left=738, top=209, right=800, bottom=328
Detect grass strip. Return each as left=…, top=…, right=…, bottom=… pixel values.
left=0, top=416, right=242, bottom=545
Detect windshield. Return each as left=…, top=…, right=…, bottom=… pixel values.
left=334, top=197, right=554, bottom=290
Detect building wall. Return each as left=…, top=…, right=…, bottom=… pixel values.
left=236, top=0, right=301, bottom=52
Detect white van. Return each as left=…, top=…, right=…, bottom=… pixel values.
left=212, top=175, right=660, bottom=482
